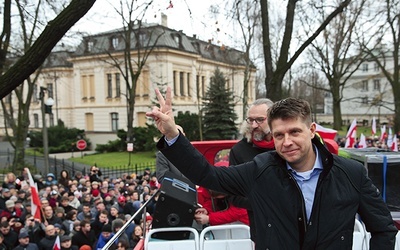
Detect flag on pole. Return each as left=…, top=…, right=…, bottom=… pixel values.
left=345, top=119, right=357, bottom=148
left=371, top=117, right=376, bottom=135
left=53, top=235, right=60, bottom=250
left=380, top=125, right=387, bottom=143
left=26, top=168, right=41, bottom=221
left=392, top=135, right=398, bottom=152
left=358, top=133, right=367, bottom=148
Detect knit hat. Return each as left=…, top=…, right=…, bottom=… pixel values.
left=61, top=235, right=71, bottom=242
left=112, top=219, right=124, bottom=231
left=101, top=224, right=112, bottom=233
left=18, top=230, right=29, bottom=239
left=5, top=200, right=15, bottom=208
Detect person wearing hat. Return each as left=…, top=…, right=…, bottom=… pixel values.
left=0, top=188, right=11, bottom=210
left=93, top=224, right=115, bottom=250
left=60, top=235, right=78, bottom=250
left=13, top=230, right=39, bottom=250
left=0, top=199, right=22, bottom=221
left=44, top=173, right=58, bottom=187
left=111, top=219, right=128, bottom=245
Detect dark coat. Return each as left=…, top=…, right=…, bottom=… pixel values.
left=12, top=243, right=39, bottom=250
left=72, top=230, right=96, bottom=248
left=38, top=235, right=56, bottom=250
left=158, top=135, right=397, bottom=250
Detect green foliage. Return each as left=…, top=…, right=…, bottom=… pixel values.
left=28, top=122, right=89, bottom=153
left=175, top=111, right=201, bottom=141
left=202, top=68, right=238, bottom=140
left=95, top=125, right=158, bottom=153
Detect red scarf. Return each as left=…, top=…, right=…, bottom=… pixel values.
left=252, top=131, right=275, bottom=150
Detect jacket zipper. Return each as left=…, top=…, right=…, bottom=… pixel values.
left=288, top=171, right=308, bottom=232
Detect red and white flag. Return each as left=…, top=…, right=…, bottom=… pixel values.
left=53, top=235, right=60, bottom=250
left=26, top=168, right=41, bottom=221
left=345, top=119, right=357, bottom=148
left=391, top=135, right=398, bottom=152
left=380, top=125, right=387, bottom=143
left=358, top=133, right=367, bottom=148
left=371, top=117, right=376, bottom=135
left=315, top=123, right=337, bottom=140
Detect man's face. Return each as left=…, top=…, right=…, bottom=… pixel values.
left=83, top=205, right=90, bottom=214
left=44, top=206, right=53, bottom=217
left=82, top=223, right=91, bottom=233
left=2, top=191, right=10, bottom=198
left=99, top=213, right=108, bottom=223
left=0, top=226, right=10, bottom=235
left=247, top=104, right=271, bottom=141
left=101, top=231, right=111, bottom=239
left=271, top=118, right=316, bottom=170
left=45, top=225, right=55, bottom=236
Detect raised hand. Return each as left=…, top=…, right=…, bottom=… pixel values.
left=146, top=87, right=179, bottom=140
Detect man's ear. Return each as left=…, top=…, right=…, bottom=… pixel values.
left=310, top=123, right=316, bottom=139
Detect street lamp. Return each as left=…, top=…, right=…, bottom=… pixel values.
left=40, top=87, right=54, bottom=174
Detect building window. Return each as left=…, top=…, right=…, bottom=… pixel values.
left=112, top=37, right=119, bottom=49
left=115, top=73, right=121, bottom=97
left=47, top=83, right=53, bottom=98
left=111, top=112, right=119, bottom=131
left=34, top=114, right=39, bottom=128
left=107, top=74, right=112, bottom=98
left=87, top=41, right=94, bottom=52
left=33, top=84, right=38, bottom=102
left=362, top=80, right=368, bottom=91
left=81, top=75, right=95, bottom=100
left=180, top=72, right=184, bottom=96
left=361, top=96, right=368, bottom=104
left=373, top=79, right=380, bottom=91
left=362, top=63, right=368, bottom=72
left=374, top=63, right=379, bottom=72
left=85, top=113, right=94, bottom=131
left=187, top=73, right=191, bottom=96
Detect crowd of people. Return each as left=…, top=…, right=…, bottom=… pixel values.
left=0, top=165, right=161, bottom=250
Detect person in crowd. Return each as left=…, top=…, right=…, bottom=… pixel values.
left=111, top=219, right=128, bottom=246
left=0, top=200, right=23, bottom=221
left=3, top=173, right=19, bottom=190
left=89, top=167, right=102, bottom=183
left=60, top=235, right=78, bottom=250
left=129, top=225, right=143, bottom=249
left=0, top=188, right=12, bottom=210
left=115, top=240, right=129, bottom=250
left=13, top=230, right=39, bottom=250
left=70, top=221, right=81, bottom=237
left=229, top=98, right=274, bottom=242
left=72, top=220, right=96, bottom=248
left=90, top=210, right=109, bottom=237
left=63, top=210, right=78, bottom=236
left=43, top=205, right=62, bottom=225
left=38, top=225, right=57, bottom=250
left=59, top=196, right=75, bottom=214
left=44, top=173, right=58, bottom=187
left=77, top=203, right=95, bottom=223
left=0, top=221, right=18, bottom=249
left=195, top=187, right=249, bottom=226
left=23, top=215, right=43, bottom=245
left=59, top=170, right=71, bottom=190
left=146, top=87, right=397, bottom=249
left=93, top=224, right=115, bottom=250
left=155, top=125, right=188, bottom=183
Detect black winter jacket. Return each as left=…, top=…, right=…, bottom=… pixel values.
left=158, top=135, right=397, bottom=250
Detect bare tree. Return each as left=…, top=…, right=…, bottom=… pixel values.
left=104, top=0, right=163, bottom=142
left=304, top=0, right=367, bottom=130
left=360, top=0, right=400, bottom=133
left=260, top=0, right=351, bottom=101
left=0, top=0, right=96, bottom=171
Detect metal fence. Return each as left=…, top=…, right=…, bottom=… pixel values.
left=0, top=149, right=156, bottom=180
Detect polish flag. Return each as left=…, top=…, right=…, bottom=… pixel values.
left=53, top=235, right=60, bottom=250
left=26, top=168, right=41, bottom=221
left=380, top=125, right=387, bottom=142
left=315, top=123, right=337, bottom=140
left=371, top=117, right=376, bottom=135
left=391, top=135, right=398, bottom=152
left=345, top=119, right=357, bottom=148
left=358, top=133, right=367, bottom=148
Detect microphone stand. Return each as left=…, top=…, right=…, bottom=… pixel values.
left=102, top=189, right=160, bottom=250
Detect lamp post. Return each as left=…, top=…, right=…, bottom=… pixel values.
left=40, top=87, right=54, bottom=174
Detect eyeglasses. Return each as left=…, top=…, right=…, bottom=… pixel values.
left=245, top=117, right=267, bottom=124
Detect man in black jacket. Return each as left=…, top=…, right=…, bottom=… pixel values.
left=147, top=87, right=397, bottom=250
left=229, top=98, right=274, bottom=242
left=72, top=220, right=96, bottom=248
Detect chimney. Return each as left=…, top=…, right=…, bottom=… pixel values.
left=161, top=13, right=168, bottom=27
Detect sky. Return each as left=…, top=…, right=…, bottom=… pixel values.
left=69, top=0, right=233, bottom=47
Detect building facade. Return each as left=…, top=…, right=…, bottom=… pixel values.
left=1, top=18, right=256, bottom=145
